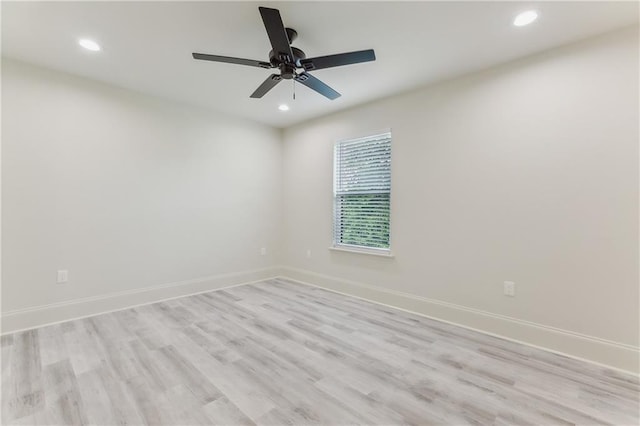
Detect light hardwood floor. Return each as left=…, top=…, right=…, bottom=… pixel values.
left=2, top=278, right=638, bottom=425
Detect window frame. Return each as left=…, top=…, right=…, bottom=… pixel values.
left=332, top=131, right=392, bottom=256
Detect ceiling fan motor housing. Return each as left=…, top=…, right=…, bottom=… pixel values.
left=268, top=28, right=306, bottom=79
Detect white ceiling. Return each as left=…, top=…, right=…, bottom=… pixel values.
left=2, top=1, right=638, bottom=128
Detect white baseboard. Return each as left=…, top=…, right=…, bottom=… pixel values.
left=4, top=265, right=637, bottom=374
left=1, top=266, right=282, bottom=334
left=279, top=266, right=640, bottom=375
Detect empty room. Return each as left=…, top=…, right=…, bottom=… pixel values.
left=1, top=1, right=638, bottom=425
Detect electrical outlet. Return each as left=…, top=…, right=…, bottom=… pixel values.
left=57, top=270, right=68, bottom=284
left=503, top=281, right=515, bottom=297
left=306, top=249, right=312, bottom=259
left=260, top=247, right=267, bottom=256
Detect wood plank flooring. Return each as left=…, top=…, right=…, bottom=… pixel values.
left=2, top=278, right=638, bottom=425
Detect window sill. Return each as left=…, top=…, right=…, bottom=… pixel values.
left=329, top=246, right=395, bottom=258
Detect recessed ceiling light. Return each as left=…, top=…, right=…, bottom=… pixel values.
left=513, top=10, right=538, bottom=27
left=78, top=39, right=101, bottom=52
left=278, top=104, right=290, bottom=111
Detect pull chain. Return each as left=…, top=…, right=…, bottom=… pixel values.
left=293, top=80, right=296, bottom=101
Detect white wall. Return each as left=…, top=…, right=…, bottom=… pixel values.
left=281, top=27, right=639, bottom=370
left=2, top=59, right=282, bottom=326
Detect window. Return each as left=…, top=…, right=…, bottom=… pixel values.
left=333, top=132, right=391, bottom=253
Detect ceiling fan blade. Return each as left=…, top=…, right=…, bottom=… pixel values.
left=294, top=72, right=341, bottom=100
left=192, top=53, right=271, bottom=69
left=258, top=7, right=294, bottom=63
left=299, top=49, right=376, bottom=71
left=250, top=74, right=283, bottom=98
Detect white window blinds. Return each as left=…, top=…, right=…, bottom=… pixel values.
left=334, top=132, right=391, bottom=251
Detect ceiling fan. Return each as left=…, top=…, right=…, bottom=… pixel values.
left=192, top=6, right=376, bottom=100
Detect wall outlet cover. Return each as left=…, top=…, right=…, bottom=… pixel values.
left=57, top=270, right=69, bottom=284
left=504, top=281, right=515, bottom=297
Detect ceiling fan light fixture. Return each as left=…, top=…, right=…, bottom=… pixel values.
left=513, top=10, right=538, bottom=27
left=78, top=38, right=101, bottom=51
left=278, top=104, right=290, bottom=111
